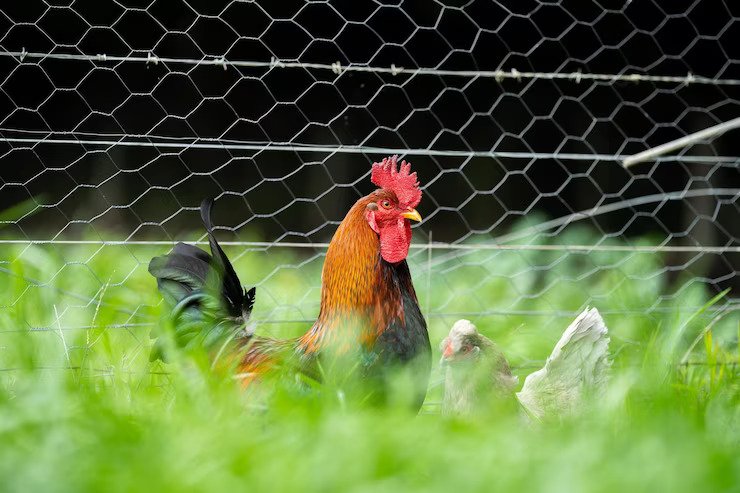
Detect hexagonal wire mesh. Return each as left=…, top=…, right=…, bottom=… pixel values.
left=0, top=1, right=739, bottom=373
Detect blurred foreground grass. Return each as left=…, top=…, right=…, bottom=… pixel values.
left=0, top=226, right=738, bottom=492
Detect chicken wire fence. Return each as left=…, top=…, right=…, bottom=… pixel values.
left=0, top=1, right=739, bottom=370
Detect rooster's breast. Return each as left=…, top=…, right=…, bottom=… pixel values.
left=370, top=260, right=431, bottom=410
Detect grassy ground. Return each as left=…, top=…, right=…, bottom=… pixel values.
left=0, top=226, right=738, bottom=493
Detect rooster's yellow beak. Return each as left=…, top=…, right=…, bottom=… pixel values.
left=401, top=208, right=422, bottom=222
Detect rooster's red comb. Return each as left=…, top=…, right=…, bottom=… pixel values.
left=371, top=155, right=421, bottom=209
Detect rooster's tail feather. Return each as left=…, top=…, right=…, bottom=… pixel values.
left=147, top=199, right=256, bottom=360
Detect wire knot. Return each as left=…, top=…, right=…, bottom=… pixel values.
left=390, top=64, right=402, bottom=76
left=146, top=52, right=159, bottom=66
left=510, top=68, right=521, bottom=82
left=19, top=48, right=27, bottom=63
left=97, top=53, right=107, bottom=62
left=331, top=61, right=342, bottom=75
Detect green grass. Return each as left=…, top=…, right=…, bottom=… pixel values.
left=0, top=226, right=739, bottom=493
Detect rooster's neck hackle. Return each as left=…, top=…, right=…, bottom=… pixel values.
left=299, top=196, right=404, bottom=351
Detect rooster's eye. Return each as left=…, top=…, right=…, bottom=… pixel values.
left=381, top=200, right=392, bottom=209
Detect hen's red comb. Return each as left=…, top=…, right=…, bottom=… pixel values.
left=370, top=155, right=422, bottom=209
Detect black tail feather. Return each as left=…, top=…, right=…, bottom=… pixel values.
left=200, top=198, right=248, bottom=318
left=148, top=198, right=257, bottom=359
left=148, top=251, right=211, bottom=288
left=172, top=241, right=211, bottom=262
left=244, top=286, right=256, bottom=313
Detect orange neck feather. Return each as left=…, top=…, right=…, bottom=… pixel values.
left=299, top=196, right=404, bottom=352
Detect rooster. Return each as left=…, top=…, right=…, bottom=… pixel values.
left=440, top=307, right=610, bottom=419
left=149, top=156, right=431, bottom=408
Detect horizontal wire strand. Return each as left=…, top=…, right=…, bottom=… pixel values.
left=0, top=134, right=738, bottom=163
left=0, top=240, right=739, bottom=253
left=2, top=50, right=740, bottom=86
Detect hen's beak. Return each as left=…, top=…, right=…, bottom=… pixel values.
left=401, top=208, right=422, bottom=222
left=440, top=341, right=454, bottom=365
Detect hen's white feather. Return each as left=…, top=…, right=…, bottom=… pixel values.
left=516, top=307, right=610, bottom=420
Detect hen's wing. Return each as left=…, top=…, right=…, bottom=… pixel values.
left=516, top=307, right=610, bottom=420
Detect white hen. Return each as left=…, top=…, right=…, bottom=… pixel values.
left=440, top=307, right=610, bottom=420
